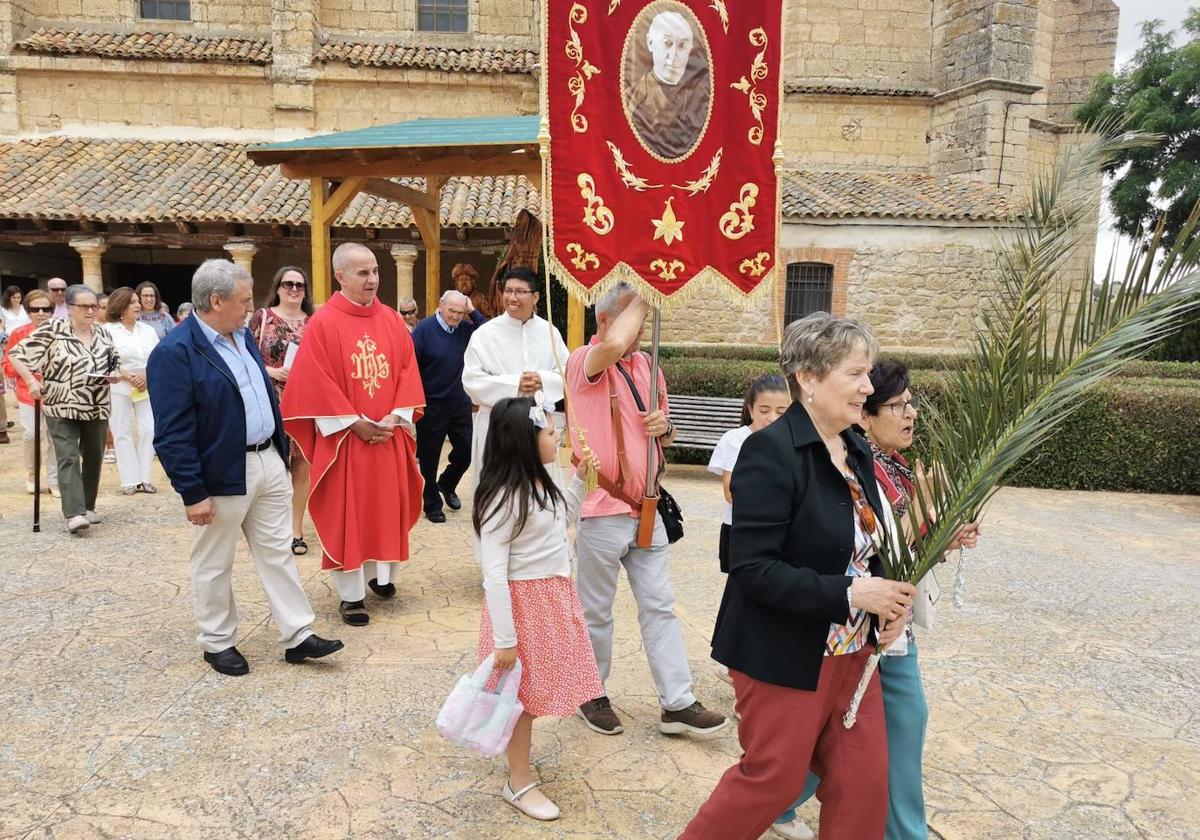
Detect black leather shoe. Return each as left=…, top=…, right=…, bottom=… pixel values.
left=203, top=646, right=249, bottom=677
left=438, top=481, right=462, bottom=511
left=339, top=600, right=369, bottom=626
left=425, top=508, right=447, bottom=523
left=284, top=634, right=345, bottom=664
left=368, top=578, right=396, bottom=599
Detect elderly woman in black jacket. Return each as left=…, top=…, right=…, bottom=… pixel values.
left=679, top=313, right=915, bottom=840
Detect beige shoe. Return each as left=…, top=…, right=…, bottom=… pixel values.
left=772, top=816, right=816, bottom=840
left=67, top=515, right=90, bottom=534
left=502, top=781, right=559, bottom=821
left=84, top=510, right=101, bottom=524
left=49, top=486, right=61, bottom=499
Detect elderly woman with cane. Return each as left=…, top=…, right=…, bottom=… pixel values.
left=9, top=284, right=121, bottom=534
left=3, top=289, right=58, bottom=496
left=678, top=312, right=914, bottom=840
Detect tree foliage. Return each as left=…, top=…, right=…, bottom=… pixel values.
left=1076, top=10, right=1200, bottom=251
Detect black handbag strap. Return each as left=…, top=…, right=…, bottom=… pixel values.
left=612, top=356, right=666, bottom=492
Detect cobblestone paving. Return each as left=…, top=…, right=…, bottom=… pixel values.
left=0, top=425, right=1196, bottom=839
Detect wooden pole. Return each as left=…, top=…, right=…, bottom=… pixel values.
left=310, top=178, right=331, bottom=304
left=567, top=295, right=585, bottom=349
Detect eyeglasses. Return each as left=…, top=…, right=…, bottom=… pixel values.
left=69, top=303, right=99, bottom=311
left=27, top=305, right=53, bottom=313
left=279, top=281, right=306, bottom=291
left=399, top=309, right=417, bottom=317
left=882, top=396, right=921, bottom=417
left=48, top=287, right=66, bottom=293
left=503, top=288, right=535, bottom=297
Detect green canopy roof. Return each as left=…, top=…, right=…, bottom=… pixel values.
left=247, top=115, right=540, bottom=159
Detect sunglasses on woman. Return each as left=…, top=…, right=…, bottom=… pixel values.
left=279, top=281, right=306, bottom=291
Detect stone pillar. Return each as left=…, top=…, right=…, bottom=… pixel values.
left=224, top=238, right=258, bottom=274
left=391, top=244, right=419, bottom=310
left=68, top=236, right=107, bottom=293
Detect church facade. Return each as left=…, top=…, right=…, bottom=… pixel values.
left=0, top=0, right=1117, bottom=350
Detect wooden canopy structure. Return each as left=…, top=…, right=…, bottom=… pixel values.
left=246, top=115, right=584, bottom=346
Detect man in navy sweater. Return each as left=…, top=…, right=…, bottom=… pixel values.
left=411, top=290, right=487, bottom=522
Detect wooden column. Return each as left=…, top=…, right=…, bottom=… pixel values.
left=310, top=178, right=331, bottom=303
left=411, top=177, right=444, bottom=318
left=567, top=295, right=585, bottom=349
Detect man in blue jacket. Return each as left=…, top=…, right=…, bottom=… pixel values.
left=410, top=289, right=485, bottom=523
left=148, top=259, right=343, bottom=677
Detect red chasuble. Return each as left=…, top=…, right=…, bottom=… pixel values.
left=282, top=293, right=425, bottom=572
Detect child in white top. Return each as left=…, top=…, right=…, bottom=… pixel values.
left=473, top=394, right=603, bottom=822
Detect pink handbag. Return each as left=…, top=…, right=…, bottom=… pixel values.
left=435, top=655, right=524, bottom=756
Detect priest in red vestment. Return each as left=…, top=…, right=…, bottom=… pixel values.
left=282, top=243, right=425, bottom=626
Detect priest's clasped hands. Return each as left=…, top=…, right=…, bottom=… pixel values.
left=351, top=413, right=413, bottom=445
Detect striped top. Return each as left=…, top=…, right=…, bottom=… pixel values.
left=8, top=318, right=118, bottom=420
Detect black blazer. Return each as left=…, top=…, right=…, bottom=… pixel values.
left=711, top=401, right=887, bottom=691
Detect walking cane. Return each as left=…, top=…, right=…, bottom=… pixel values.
left=32, top=397, right=42, bottom=533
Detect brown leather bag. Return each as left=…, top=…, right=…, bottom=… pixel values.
left=594, top=364, right=664, bottom=549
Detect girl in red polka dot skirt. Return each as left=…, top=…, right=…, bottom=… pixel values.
left=473, top=394, right=604, bottom=822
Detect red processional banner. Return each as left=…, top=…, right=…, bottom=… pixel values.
left=542, top=0, right=784, bottom=307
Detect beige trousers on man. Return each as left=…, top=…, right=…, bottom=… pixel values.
left=191, top=446, right=315, bottom=653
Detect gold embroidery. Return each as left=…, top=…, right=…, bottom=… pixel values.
left=350, top=334, right=390, bottom=399
left=566, top=4, right=600, bottom=134
left=650, top=258, right=685, bottom=281
left=578, top=173, right=615, bottom=235
left=608, top=0, right=621, bottom=12
left=739, top=252, right=772, bottom=278
left=710, top=0, right=730, bottom=33
left=567, top=242, right=600, bottom=271
left=672, top=148, right=723, bottom=196
left=719, top=183, right=759, bottom=240
left=730, top=28, right=769, bottom=145
left=651, top=197, right=685, bottom=246
left=607, top=141, right=663, bottom=191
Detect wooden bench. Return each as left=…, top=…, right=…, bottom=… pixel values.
left=667, top=395, right=743, bottom=450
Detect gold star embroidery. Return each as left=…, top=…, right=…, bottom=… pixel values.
left=651, top=198, right=685, bottom=247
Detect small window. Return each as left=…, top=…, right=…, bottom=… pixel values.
left=785, top=262, right=833, bottom=324
left=140, top=0, right=191, bottom=20
left=418, top=0, right=469, bottom=32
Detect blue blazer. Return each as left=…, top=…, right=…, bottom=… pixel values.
left=147, top=315, right=288, bottom=506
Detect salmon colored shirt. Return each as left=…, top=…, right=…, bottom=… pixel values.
left=566, top=338, right=669, bottom=519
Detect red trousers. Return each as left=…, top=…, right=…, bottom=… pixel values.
left=678, top=648, right=888, bottom=840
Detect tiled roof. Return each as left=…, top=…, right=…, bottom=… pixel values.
left=0, top=137, right=1014, bottom=228
left=315, top=41, right=536, bottom=74
left=784, top=80, right=935, bottom=98
left=784, top=170, right=1015, bottom=221
left=0, top=137, right=537, bottom=228
left=14, top=27, right=272, bottom=65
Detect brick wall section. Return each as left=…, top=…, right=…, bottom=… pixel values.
left=785, top=0, right=932, bottom=89
left=779, top=246, right=853, bottom=316
left=781, top=96, right=930, bottom=171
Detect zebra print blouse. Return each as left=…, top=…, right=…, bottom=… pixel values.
left=8, top=318, right=119, bottom=420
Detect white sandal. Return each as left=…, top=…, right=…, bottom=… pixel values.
left=502, top=780, right=560, bottom=821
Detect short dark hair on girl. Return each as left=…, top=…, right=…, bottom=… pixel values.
left=740, top=373, right=790, bottom=426
left=472, top=396, right=566, bottom=540
left=863, top=360, right=910, bottom=416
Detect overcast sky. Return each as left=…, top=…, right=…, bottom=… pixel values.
left=1094, top=0, right=1192, bottom=278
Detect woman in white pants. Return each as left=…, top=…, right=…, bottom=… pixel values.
left=103, top=287, right=159, bottom=494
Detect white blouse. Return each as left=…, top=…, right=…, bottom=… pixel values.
left=2, top=305, right=30, bottom=332
left=478, top=464, right=587, bottom=648
left=104, top=320, right=159, bottom=396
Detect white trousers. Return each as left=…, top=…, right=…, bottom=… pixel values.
left=19, top=402, right=58, bottom=487
left=331, top=561, right=394, bottom=603
left=574, top=513, right=697, bottom=712
left=109, top=391, right=155, bottom=488
left=191, top=446, right=315, bottom=652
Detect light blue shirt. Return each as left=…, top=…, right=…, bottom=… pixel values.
left=194, top=315, right=276, bottom=446
left=435, top=311, right=456, bottom=334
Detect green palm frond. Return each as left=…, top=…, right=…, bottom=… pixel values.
left=878, top=129, right=1200, bottom=586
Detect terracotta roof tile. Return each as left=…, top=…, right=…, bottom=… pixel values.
left=0, top=137, right=1014, bottom=228
left=783, top=170, right=1015, bottom=221
left=15, top=27, right=272, bottom=65
left=315, top=41, right=536, bottom=74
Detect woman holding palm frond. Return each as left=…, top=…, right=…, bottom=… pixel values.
left=678, top=314, right=915, bottom=840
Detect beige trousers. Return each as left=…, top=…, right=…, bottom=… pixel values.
left=191, top=446, right=315, bottom=652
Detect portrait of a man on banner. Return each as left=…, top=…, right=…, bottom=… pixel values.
left=622, top=5, right=713, bottom=161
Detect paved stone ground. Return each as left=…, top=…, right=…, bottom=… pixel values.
left=0, top=415, right=1197, bottom=839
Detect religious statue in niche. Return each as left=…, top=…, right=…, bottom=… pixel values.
left=622, top=3, right=713, bottom=162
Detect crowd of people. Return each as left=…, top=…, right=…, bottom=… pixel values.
left=0, top=252, right=976, bottom=840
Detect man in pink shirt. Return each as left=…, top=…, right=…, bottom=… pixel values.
left=567, top=282, right=729, bottom=740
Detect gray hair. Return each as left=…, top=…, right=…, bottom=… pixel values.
left=332, top=242, right=373, bottom=275
left=440, top=290, right=468, bottom=306
left=779, top=312, right=879, bottom=397
left=176, top=301, right=194, bottom=320
left=399, top=296, right=417, bottom=309
left=64, top=284, right=95, bottom=305
left=192, top=259, right=250, bottom=312
left=596, top=281, right=636, bottom=319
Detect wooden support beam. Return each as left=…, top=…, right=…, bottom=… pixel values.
left=361, top=177, right=439, bottom=213
left=224, top=223, right=245, bottom=236
left=270, top=224, right=290, bottom=238
left=321, top=176, right=367, bottom=226
left=568, top=295, right=585, bottom=349
left=422, top=177, right=444, bottom=316
left=134, top=223, right=153, bottom=234
left=79, top=219, right=96, bottom=233
left=175, top=221, right=198, bottom=235
left=32, top=218, right=51, bottom=231
left=310, top=178, right=332, bottom=304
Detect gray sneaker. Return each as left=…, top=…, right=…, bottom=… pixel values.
left=659, top=701, right=730, bottom=739
left=577, top=696, right=624, bottom=735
